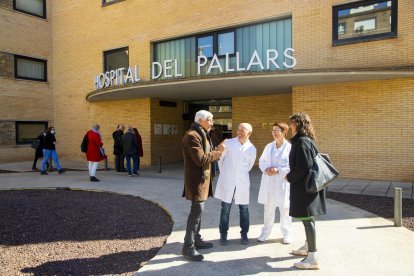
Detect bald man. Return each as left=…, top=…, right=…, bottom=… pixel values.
left=214, top=123, right=257, bottom=245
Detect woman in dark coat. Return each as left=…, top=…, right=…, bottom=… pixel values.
left=286, top=112, right=325, bottom=270
left=32, top=130, right=47, bottom=170
left=133, top=128, right=143, bottom=174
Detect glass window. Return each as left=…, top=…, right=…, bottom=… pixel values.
left=16, top=122, right=48, bottom=145
left=333, top=0, right=397, bottom=45
left=103, top=47, right=129, bottom=72
left=218, top=32, right=235, bottom=56
left=197, top=36, right=214, bottom=58
left=15, top=55, right=47, bottom=82
left=14, top=0, right=46, bottom=18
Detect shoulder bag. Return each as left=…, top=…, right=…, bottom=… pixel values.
left=305, top=138, right=340, bottom=193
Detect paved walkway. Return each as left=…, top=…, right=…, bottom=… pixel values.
left=0, top=160, right=413, bottom=275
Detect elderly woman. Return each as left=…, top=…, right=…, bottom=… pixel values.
left=86, top=123, right=105, bottom=182
left=257, top=122, right=292, bottom=244
left=287, top=113, right=326, bottom=270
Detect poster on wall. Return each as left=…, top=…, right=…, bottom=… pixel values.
left=154, top=124, right=163, bottom=135
left=171, top=124, right=178, bottom=135
left=163, top=124, right=171, bottom=135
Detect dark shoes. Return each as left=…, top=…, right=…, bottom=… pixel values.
left=32, top=166, right=38, bottom=171
left=219, top=234, right=228, bottom=246
left=40, top=171, right=48, bottom=175
left=241, top=233, right=249, bottom=245
left=90, top=176, right=100, bottom=182
left=58, top=169, right=66, bottom=174
left=195, top=240, right=213, bottom=250
left=182, top=247, right=204, bottom=262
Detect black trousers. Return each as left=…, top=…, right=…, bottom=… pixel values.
left=184, top=200, right=204, bottom=248
left=114, top=154, right=125, bottom=171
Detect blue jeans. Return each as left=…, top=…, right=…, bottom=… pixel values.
left=219, top=201, right=249, bottom=235
left=125, top=153, right=138, bottom=175
left=41, top=149, right=61, bottom=171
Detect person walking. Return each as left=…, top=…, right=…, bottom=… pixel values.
left=122, top=126, right=139, bottom=176
left=132, top=127, right=143, bottom=175
left=40, top=127, right=65, bottom=175
left=181, top=110, right=225, bottom=261
left=113, top=125, right=126, bottom=172
left=32, top=130, right=48, bottom=171
left=286, top=112, right=326, bottom=270
left=257, top=122, right=292, bottom=244
left=86, top=124, right=105, bottom=182
left=214, top=123, right=256, bottom=246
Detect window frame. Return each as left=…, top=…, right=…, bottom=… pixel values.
left=102, top=0, right=125, bottom=7
left=103, top=46, right=129, bottom=72
left=196, top=29, right=237, bottom=60
left=14, top=55, right=47, bottom=82
left=332, top=0, right=398, bottom=46
left=13, top=0, right=46, bottom=19
left=15, top=121, right=48, bottom=145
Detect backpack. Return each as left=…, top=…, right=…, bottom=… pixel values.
left=81, top=132, right=89, bottom=153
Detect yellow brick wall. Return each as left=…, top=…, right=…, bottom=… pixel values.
left=0, top=2, right=53, bottom=161
left=150, top=99, right=184, bottom=165
left=292, top=78, right=414, bottom=182
left=233, top=94, right=293, bottom=162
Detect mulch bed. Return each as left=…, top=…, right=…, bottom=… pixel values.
left=327, top=192, right=414, bottom=232
left=0, top=189, right=173, bottom=275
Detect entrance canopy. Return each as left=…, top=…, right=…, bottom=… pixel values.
left=86, top=69, right=414, bottom=102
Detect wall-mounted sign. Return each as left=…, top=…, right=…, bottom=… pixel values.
left=163, top=124, right=171, bottom=135
left=154, top=124, right=162, bottom=135
left=93, top=48, right=296, bottom=89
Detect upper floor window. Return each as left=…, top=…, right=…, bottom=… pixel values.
left=333, top=0, right=397, bottom=46
left=103, top=47, right=129, bottom=72
left=102, top=0, right=125, bottom=6
left=196, top=30, right=235, bottom=59
left=14, top=0, right=46, bottom=19
left=14, top=55, right=47, bottom=82
left=15, top=121, right=48, bottom=145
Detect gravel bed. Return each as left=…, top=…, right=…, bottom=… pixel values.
left=0, top=189, right=173, bottom=275
left=327, top=192, right=414, bottom=232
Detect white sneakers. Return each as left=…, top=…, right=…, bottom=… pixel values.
left=257, top=232, right=269, bottom=242
left=291, top=241, right=308, bottom=256
left=294, top=251, right=319, bottom=270
left=283, top=236, right=292, bottom=244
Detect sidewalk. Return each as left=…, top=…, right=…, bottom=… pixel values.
left=0, top=160, right=413, bottom=275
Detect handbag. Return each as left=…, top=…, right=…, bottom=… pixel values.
left=305, top=139, right=339, bottom=193
left=31, top=139, right=40, bottom=149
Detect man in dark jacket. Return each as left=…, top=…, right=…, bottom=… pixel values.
left=181, top=110, right=225, bottom=261
left=121, top=126, right=139, bottom=176
left=112, top=125, right=126, bottom=172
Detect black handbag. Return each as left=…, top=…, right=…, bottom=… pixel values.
left=305, top=139, right=339, bottom=193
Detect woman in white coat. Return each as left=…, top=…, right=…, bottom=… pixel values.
left=214, top=123, right=257, bottom=245
left=257, top=122, right=292, bottom=244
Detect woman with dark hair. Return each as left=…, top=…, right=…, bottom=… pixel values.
left=40, top=127, right=65, bottom=175
left=286, top=113, right=326, bottom=270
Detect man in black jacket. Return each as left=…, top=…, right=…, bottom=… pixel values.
left=112, top=125, right=126, bottom=172
left=121, top=126, right=139, bottom=176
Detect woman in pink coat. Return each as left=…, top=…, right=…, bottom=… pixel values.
left=86, top=124, right=105, bottom=182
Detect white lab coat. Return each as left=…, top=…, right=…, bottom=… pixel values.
left=257, top=140, right=291, bottom=208
left=214, top=138, right=257, bottom=205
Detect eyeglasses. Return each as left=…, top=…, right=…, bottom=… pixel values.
left=206, top=118, right=214, bottom=123
left=272, top=129, right=282, bottom=132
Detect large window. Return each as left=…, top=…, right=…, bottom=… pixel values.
left=196, top=30, right=235, bottom=58
left=103, top=47, right=129, bottom=72
left=15, top=121, right=48, bottom=145
left=14, top=0, right=46, bottom=19
left=333, top=0, right=397, bottom=45
left=14, top=55, right=47, bottom=82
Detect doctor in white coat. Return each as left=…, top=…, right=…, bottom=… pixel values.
left=257, top=122, right=292, bottom=244
left=214, top=123, right=256, bottom=245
